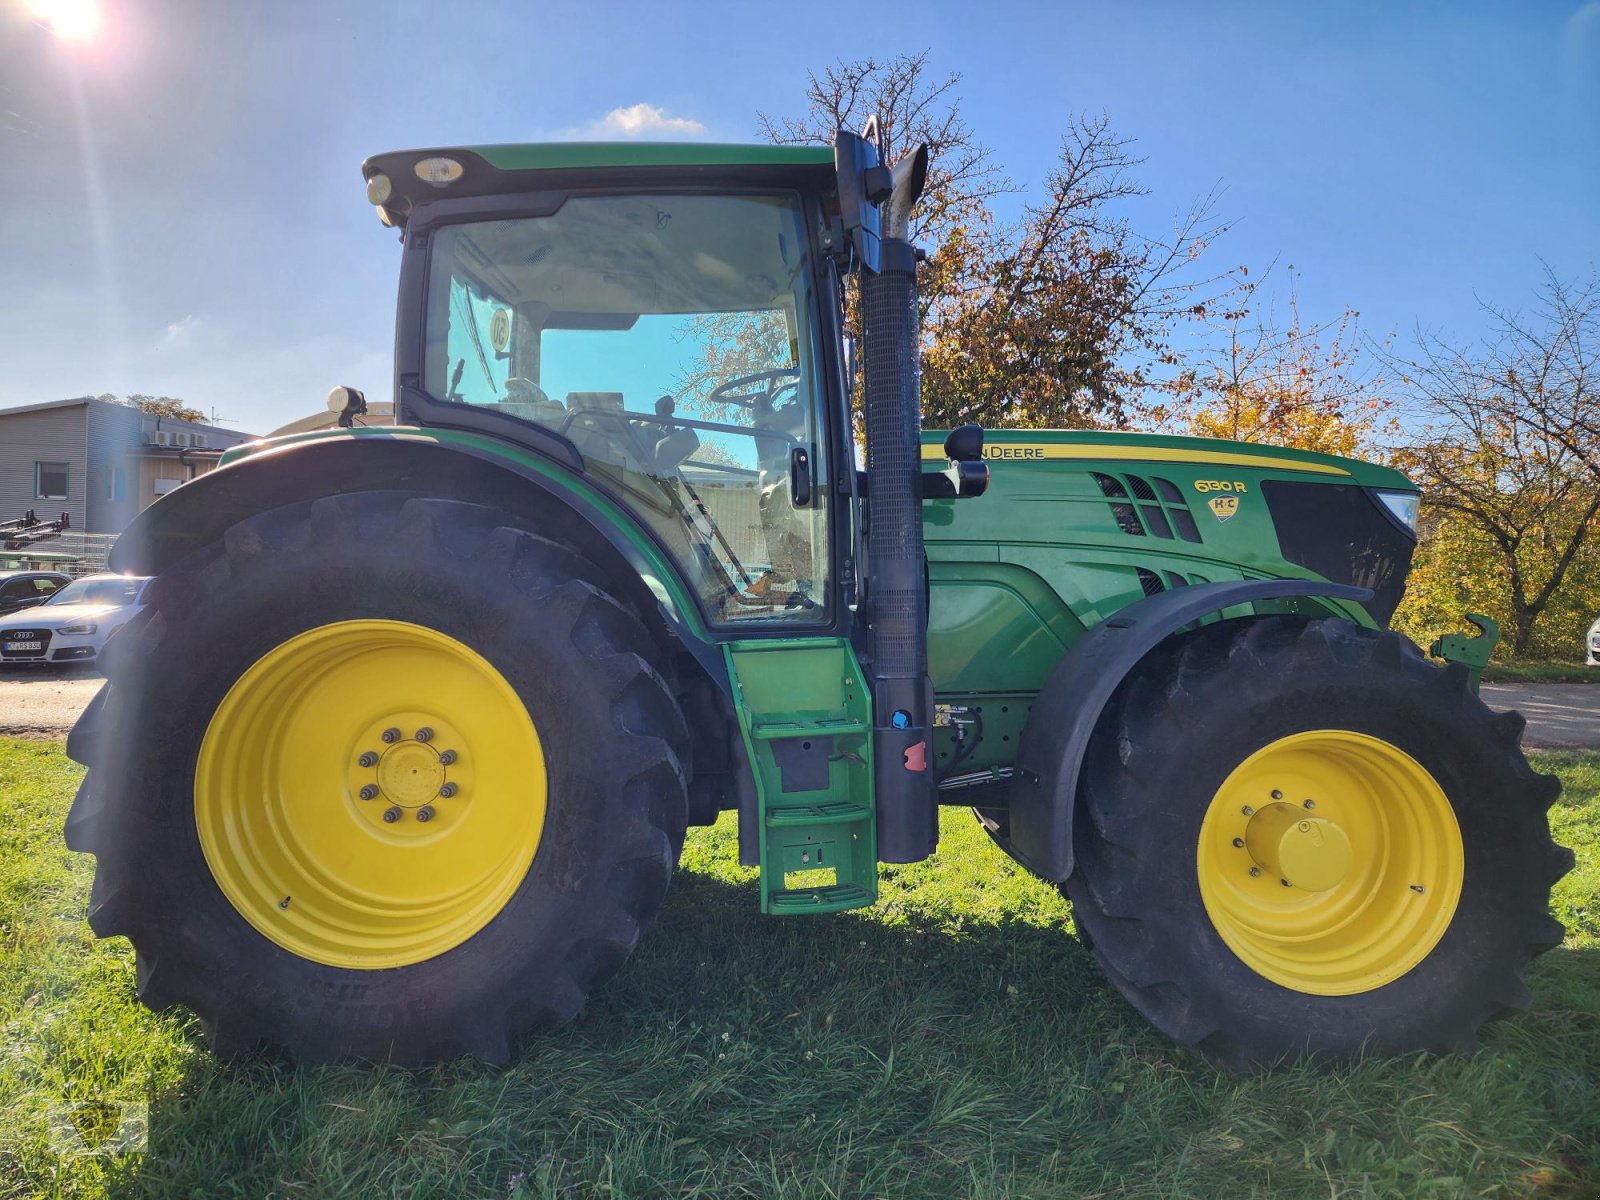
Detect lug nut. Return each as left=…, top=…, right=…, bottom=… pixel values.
left=359, top=784, right=380, bottom=801
left=416, top=805, right=435, bottom=823
left=1241, top=805, right=1255, bottom=816
left=358, top=751, right=379, bottom=768
left=1270, top=790, right=1283, bottom=800
left=1248, top=866, right=1262, bottom=877
left=381, top=727, right=401, bottom=744
left=415, top=727, right=434, bottom=743
left=1303, top=798, right=1316, bottom=810
left=382, top=806, right=402, bottom=823
left=438, top=749, right=457, bottom=766
left=439, top=782, right=458, bottom=798
left=1232, top=837, right=1245, bottom=848
left=1280, top=879, right=1293, bottom=888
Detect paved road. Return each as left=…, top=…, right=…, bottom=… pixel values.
left=1480, top=682, right=1600, bottom=751
left=0, top=670, right=104, bottom=739
left=0, top=669, right=1595, bottom=748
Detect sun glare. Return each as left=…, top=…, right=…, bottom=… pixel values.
left=28, top=0, right=101, bottom=40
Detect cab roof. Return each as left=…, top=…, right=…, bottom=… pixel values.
left=467, top=142, right=834, bottom=171
left=362, top=142, right=836, bottom=227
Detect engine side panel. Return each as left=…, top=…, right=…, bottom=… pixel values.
left=923, top=431, right=1409, bottom=776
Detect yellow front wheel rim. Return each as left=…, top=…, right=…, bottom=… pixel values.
left=1196, top=730, right=1463, bottom=995
left=196, top=620, right=545, bottom=969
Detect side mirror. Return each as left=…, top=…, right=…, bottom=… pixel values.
left=923, top=424, right=989, bottom=500
left=943, top=423, right=985, bottom=463
left=833, top=126, right=885, bottom=273
left=921, top=459, right=989, bottom=501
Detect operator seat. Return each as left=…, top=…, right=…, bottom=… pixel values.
left=564, top=392, right=631, bottom=469
left=651, top=395, right=701, bottom=476
left=495, top=377, right=567, bottom=427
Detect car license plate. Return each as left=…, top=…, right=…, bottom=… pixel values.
left=4, top=640, right=42, bottom=651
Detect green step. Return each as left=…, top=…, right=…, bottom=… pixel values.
left=766, top=801, right=873, bottom=827
left=768, top=884, right=875, bottom=914
left=749, top=717, right=869, bottom=740
left=724, top=639, right=878, bottom=916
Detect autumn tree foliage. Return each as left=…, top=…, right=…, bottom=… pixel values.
left=761, top=52, right=1233, bottom=429
left=1173, top=268, right=1396, bottom=458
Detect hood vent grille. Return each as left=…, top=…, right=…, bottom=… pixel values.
left=1134, top=567, right=1214, bottom=599
left=1093, top=472, right=1203, bottom=544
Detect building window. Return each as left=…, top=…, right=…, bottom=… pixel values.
left=105, top=465, right=126, bottom=502
left=34, top=462, right=68, bottom=500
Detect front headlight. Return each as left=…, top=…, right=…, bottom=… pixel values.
left=1372, top=489, right=1420, bottom=536
left=58, top=623, right=98, bottom=636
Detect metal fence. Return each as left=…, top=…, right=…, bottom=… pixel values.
left=0, top=530, right=117, bottom=576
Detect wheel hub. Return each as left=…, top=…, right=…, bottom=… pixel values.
left=344, top=713, right=466, bottom=829
left=1244, top=803, right=1352, bottom=891
left=377, top=741, right=446, bottom=807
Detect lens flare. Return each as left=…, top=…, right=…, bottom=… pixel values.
left=28, top=0, right=101, bottom=40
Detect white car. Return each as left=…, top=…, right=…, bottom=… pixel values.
left=1589, top=616, right=1600, bottom=666
left=0, top=573, right=150, bottom=667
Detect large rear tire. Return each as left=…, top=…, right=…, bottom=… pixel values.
left=66, top=491, right=688, bottom=1065
left=1067, top=616, right=1571, bottom=1071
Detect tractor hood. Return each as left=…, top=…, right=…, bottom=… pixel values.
left=921, top=428, right=1413, bottom=492
left=919, top=427, right=1419, bottom=631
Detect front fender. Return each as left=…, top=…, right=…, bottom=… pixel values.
left=1007, top=579, right=1373, bottom=882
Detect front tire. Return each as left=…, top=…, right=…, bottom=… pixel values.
left=1068, top=616, right=1572, bottom=1071
left=66, top=492, right=688, bottom=1065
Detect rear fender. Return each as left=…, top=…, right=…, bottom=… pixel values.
left=108, top=432, right=723, bottom=680
left=1008, top=579, right=1372, bottom=882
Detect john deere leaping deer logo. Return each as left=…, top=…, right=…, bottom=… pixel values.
left=1208, top=495, right=1240, bottom=522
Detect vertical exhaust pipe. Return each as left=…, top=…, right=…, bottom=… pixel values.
left=858, top=142, right=934, bottom=862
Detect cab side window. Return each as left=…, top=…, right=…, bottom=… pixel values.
left=425, top=193, right=832, bottom=627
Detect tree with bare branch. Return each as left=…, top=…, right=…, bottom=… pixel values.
left=1176, top=266, right=1396, bottom=457
left=762, top=54, right=1235, bottom=429
left=1393, top=269, right=1600, bottom=655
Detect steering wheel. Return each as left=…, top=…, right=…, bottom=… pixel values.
left=707, top=368, right=802, bottom=416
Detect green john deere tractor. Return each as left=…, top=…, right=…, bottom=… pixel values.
left=65, top=130, right=1572, bottom=1071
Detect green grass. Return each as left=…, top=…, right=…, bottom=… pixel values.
left=1482, top=661, right=1599, bottom=684
left=2, top=738, right=1597, bottom=1200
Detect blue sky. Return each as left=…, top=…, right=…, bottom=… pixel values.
left=2, top=0, right=1596, bottom=437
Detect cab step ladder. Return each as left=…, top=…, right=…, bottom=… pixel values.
left=725, top=639, right=877, bottom=913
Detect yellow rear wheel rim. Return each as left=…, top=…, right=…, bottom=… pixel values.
left=195, top=620, right=545, bottom=969
left=1196, top=730, right=1463, bottom=995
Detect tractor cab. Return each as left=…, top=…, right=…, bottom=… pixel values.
left=363, top=145, right=854, bottom=628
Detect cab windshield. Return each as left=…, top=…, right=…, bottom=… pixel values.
left=424, top=192, right=831, bottom=625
